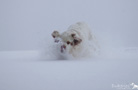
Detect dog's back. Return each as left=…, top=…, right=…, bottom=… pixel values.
left=67, top=22, right=92, bottom=41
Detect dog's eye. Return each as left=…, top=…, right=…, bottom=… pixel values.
left=71, top=34, right=75, bottom=37
left=67, top=41, right=70, bottom=45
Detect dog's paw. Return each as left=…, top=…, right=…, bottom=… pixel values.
left=52, top=30, right=60, bottom=38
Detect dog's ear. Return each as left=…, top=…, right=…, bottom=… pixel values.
left=52, top=30, right=60, bottom=38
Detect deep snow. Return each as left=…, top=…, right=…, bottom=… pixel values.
left=0, top=47, right=138, bottom=90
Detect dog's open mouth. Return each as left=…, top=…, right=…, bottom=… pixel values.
left=61, top=45, right=66, bottom=53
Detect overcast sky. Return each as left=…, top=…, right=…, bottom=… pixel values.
left=0, top=0, right=138, bottom=51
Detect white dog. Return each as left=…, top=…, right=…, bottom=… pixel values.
left=52, top=22, right=100, bottom=58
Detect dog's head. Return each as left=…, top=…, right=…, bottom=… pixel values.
left=52, top=30, right=82, bottom=53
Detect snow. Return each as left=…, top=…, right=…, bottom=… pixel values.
left=0, top=48, right=138, bottom=90
left=0, top=0, right=138, bottom=90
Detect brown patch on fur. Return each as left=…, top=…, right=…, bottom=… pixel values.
left=71, top=34, right=76, bottom=37
left=52, top=35, right=55, bottom=38
left=70, top=42, right=73, bottom=46
left=61, top=45, right=66, bottom=53
left=67, top=41, right=70, bottom=45
left=73, top=39, right=82, bottom=45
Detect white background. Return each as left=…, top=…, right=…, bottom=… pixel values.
left=0, top=0, right=138, bottom=51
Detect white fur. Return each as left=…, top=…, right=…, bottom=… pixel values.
left=52, top=22, right=100, bottom=58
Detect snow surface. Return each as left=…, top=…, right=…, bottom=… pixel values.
left=0, top=48, right=138, bottom=90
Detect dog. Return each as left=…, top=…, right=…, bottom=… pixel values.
left=51, top=22, right=100, bottom=58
